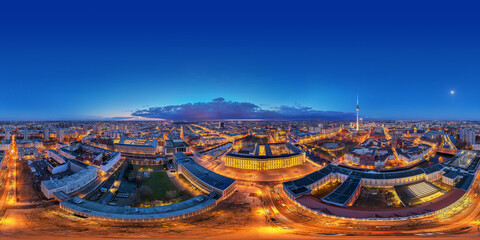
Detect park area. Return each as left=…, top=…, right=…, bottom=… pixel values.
left=126, top=165, right=193, bottom=206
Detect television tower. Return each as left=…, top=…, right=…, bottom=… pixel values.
left=356, top=94, right=359, bottom=132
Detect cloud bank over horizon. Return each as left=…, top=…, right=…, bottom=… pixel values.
left=131, top=98, right=355, bottom=121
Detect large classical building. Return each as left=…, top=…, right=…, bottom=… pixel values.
left=113, top=138, right=158, bottom=156
left=224, top=142, right=305, bottom=170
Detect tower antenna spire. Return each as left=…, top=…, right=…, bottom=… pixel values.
left=356, top=93, right=359, bottom=131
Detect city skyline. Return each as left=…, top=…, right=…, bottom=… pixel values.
left=2, top=2, right=480, bottom=239
left=2, top=2, right=480, bottom=121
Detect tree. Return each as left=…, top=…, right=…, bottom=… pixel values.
left=135, top=173, right=145, bottom=184
left=133, top=186, right=153, bottom=205
left=165, top=190, right=177, bottom=200
left=137, top=185, right=153, bottom=196
left=127, top=171, right=136, bottom=182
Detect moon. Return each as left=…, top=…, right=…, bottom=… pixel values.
left=450, top=90, right=455, bottom=95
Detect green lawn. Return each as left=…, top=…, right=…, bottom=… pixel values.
left=131, top=165, right=192, bottom=204
left=142, top=171, right=179, bottom=200
left=135, top=165, right=163, bottom=172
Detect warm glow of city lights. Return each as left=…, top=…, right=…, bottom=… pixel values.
left=0, top=4, right=478, bottom=239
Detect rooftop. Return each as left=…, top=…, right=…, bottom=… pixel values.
left=165, top=139, right=189, bottom=148
left=114, top=138, right=158, bottom=148
left=61, top=195, right=217, bottom=220
left=322, top=176, right=361, bottom=206
left=448, top=150, right=480, bottom=171
left=227, top=142, right=304, bottom=159
left=179, top=158, right=235, bottom=191
left=42, top=165, right=97, bottom=190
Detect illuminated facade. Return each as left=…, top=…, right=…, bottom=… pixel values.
left=283, top=150, right=480, bottom=219
left=224, top=143, right=305, bottom=170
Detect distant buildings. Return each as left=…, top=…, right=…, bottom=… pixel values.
left=18, top=147, right=39, bottom=160
left=475, top=143, right=480, bottom=151
left=16, top=139, right=43, bottom=149
left=189, top=136, right=228, bottom=146
left=103, top=129, right=127, bottom=139
left=0, top=140, right=11, bottom=151
left=44, top=128, right=49, bottom=141
left=57, top=128, right=64, bottom=142
left=164, top=139, right=190, bottom=156
left=94, top=125, right=102, bottom=134
left=309, top=124, right=323, bottom=134
left=460, top=128, right=476, bottom=147
left=5, top=128, right=10, bottom=140
left=58, top=142, right=122, bottom=173
left=292, top=126, right=342, bottom=144
left=396, top=144, right=433, bottom=163
left=345, top=146, right=394, bottom=168
left=0, top=151, right=4, bottom=167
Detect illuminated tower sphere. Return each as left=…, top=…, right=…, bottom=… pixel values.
left=356, top=95, right=359, bottom=131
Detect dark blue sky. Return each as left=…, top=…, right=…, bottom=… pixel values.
left=1, top=1, right=480, bottom=121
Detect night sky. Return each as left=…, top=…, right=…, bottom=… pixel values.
left=1, top=1, right=480, bottom=121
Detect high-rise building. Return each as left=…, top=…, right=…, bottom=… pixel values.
left=57, top=128, right=64, bottom=142
left=219, top=121, right=225, bottom=128
left=309, top=124, right=323, bottom=134
left=460, top=128, right=476, bottom=147
left=44, top=128, right=49, bottom=141
left=94, top=125, right=102, bottom=134
left=24, top=129, right=29, bottom=140
left=180, top=125, right=184, bottom=140
left=5, top=128, right=10, bottom=140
